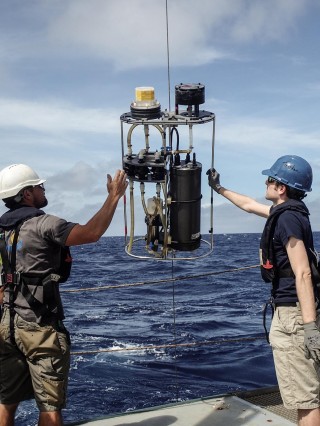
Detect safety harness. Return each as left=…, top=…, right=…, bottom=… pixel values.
left=0, top=208, right=72, bottom=344
left=260, top=199, right=320, bottom=342
left=260, top=199, right=311, bottom=283
left=0, top=223, right=22, bottom=343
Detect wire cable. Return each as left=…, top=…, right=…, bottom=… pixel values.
left=165, top=0, right=171, bottom=111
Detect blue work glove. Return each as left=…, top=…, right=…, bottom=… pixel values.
left=303, top=321, right=320, bottom=363
left=206, top=168, right=222, bottom=193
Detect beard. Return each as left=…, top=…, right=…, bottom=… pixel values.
left=35, top=196, right=48, bottom=209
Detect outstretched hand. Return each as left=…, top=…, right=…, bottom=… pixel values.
left=107, top=170, right=128, bottom=199
left=206, top=168, right=222, bottom=193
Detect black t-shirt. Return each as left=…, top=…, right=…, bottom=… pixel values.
left=272, top=209, right=314, bottom=303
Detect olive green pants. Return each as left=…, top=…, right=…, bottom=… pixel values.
left=0, top=308, right=70, bottom=411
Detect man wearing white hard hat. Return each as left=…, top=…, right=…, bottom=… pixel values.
left=0, top=164, right=127, bottom=426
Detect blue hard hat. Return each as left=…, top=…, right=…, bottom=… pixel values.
left=262, top=155, right=312, bottom=192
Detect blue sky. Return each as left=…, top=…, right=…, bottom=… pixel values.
left=1, top=0, right=320, bottom=236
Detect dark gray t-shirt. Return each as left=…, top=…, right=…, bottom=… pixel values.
left=3, top=214, right=76, bottom=322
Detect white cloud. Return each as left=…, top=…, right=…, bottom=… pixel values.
left=0, top=0, right=312, bottom=70
left=202, top=194, right=320, bottom=234
left=229, top=0, right=309, bottom=42
left=0, top=160, right=125, bottom=224
left=46, top=0, right=224, bottom=69
left=305, top=82, right=320, bottom=95
left=47, top=0, right=313, bottom=67
left=49, top=161, right=103, bottom=193
left=3, top=97, right=319, bottom=157
left=218, top=117, right=320, bottom=151
left=0, top=98, right=120, bottom=134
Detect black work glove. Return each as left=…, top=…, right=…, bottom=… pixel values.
left=206, top=168, right=222, bottom=193
left=304, top=321, right=320, bottom=363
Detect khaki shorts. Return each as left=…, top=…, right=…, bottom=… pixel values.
left=270, top=304, right=320, bottom=410
left=0, top=308, right=70, bottom=411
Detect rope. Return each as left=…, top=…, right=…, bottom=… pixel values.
left=61, top=264, right=260, bottom=293
left=65, top=263, right=263, bottom=357
left=71, top=335, right=266, bottom=356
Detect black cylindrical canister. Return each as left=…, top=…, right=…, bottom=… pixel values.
left=169, top=161, right=202, bottom=251
left=175, top=83, right=205, bottom=106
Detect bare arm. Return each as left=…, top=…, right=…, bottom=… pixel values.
left=0, top=286, right=4, bottom=305
left=218, top=187, right=270, bottom=218
left=207, top=168, right=270, bottom=218
left=65, top=170, right=128, bottom=246
left=286, top=237, right=316, bottom=323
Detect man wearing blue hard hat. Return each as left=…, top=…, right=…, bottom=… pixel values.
left=208, top=155, right=320, bottom=426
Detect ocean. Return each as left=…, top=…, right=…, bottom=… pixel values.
left=15, top=232, right=317, bottom=425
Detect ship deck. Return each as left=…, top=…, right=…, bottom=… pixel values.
left=68, top=386, right=297, bottom=425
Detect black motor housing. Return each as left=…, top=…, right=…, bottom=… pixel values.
left=169, top=160, right=202, bottom=251
left=175, top=83, right=205, bottom=117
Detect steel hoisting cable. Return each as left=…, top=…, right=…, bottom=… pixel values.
left=165, top=0, right=171, bottom=111
left=171, top=255, right=180, bottom=400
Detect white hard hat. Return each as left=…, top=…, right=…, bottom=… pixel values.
left=0, top=164, right=46, bottom=199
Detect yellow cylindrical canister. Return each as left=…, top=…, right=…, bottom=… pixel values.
left=135, top=87, right=155, bottom=102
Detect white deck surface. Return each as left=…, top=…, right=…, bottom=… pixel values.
left=71, top=394, right=295, bottom=425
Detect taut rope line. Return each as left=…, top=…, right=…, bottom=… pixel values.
left=61, top=264, right=260, bottom=293
left=71, top=335, right=266, bottom=356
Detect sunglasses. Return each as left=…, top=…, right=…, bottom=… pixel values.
left=267, top=176, right=278, bottom=184
left=27, top=183, right=45, bottom=190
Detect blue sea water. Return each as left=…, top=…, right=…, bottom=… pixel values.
left=16, top=232, right=320, bottom=425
